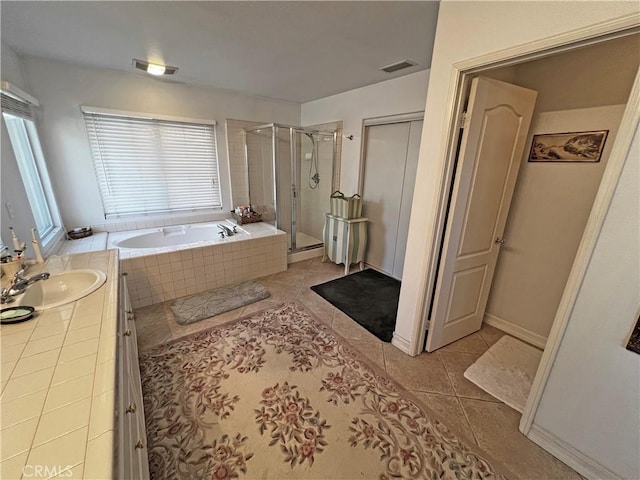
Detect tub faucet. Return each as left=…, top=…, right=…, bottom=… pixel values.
left=217, top=224, right=237, bottom=237
left=1, top=269, right=50, bottom=303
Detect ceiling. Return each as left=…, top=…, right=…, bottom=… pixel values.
left=1, top=1, right=440, bottom=103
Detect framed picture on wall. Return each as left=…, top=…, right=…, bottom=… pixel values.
left=528, top=130, right=609, bottom=162
left=626, top=315, right=640, bottom=355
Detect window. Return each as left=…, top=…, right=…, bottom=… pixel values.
left=82, top=108, right=221, bottom=218
left=2, top=94, right=60, bottom=242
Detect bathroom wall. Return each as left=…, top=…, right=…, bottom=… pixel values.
left=226, top=118, right=264, bottom=207
left=0, top=43, right=65, bottom=256
left=533, top=121, right=639, bottom=479
left=301, top=70, right=430, bottom=195
left=485, top=104, right=626, bottom=346
left=484, top=35, right=639, bottom=346
left=396, top=1, right=639, bottom=477
left=1, top=43, right=36, bottom=252
left=298, top=121, right=342, bottom=243
left=18, top=56, right=300, bottom=230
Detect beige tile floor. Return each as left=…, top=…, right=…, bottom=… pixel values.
left=134, top=257, right=581, bottom=480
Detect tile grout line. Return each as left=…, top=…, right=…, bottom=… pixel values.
left=17, top=302, right=78, bottom=471
left=457, top=397, right=482, bottom=447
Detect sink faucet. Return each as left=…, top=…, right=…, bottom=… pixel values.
left=1, top=269, right=50, bottom=304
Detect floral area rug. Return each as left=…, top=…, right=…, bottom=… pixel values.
left=139, top=303, right=510, bottom=479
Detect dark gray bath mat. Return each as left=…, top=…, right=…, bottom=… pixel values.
left=310, top=269, right=400, bottom=342
left=170, top=280, right=270, bottom=325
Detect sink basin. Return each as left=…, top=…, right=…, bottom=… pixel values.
left=18, top=269, right=107, bottom=311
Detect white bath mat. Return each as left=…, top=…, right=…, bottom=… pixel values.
left=464, top=335, right=543, bottom=413
left=170, top=280, right=270, bottom=325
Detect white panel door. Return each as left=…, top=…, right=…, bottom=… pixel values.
left=426, top=77, right=537, bottom=352
left=362, top=122, right=410, bottom=275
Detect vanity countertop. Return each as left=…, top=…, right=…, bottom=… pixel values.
left=1, top=250, right=119, bottom=479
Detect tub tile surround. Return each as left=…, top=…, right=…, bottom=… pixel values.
left=226, top=118, right=264, bottom=207
left=57, top=233, right=108, bottom=255
left=88, top=210, right=227, bottom=235
left=0, top=250, right=118, bottom=480
left=116, top=222, right=288, bottom=308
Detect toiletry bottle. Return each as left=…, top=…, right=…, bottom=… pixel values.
left=9, top=227, right=21, bottom=251
left=31, top=229, right=45, bottom=264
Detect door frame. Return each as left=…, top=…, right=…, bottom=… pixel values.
left=409, top=14, right=639, bottom=438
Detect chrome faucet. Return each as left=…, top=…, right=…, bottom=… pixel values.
left=217, top=224, right=237, bottom=238
left=1, top=269, right=50, bottom=304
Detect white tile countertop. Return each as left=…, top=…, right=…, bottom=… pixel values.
left=0, top=250, right=119, bottom=479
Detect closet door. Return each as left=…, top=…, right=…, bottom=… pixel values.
left=392, top=120, right=423, bottom=278
left=362, top=122, right=411, bottom=276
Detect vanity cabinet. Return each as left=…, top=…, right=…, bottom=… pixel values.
left=117, top=272, right=150, bottom=479
left=322, top=213, right=368, bottom=275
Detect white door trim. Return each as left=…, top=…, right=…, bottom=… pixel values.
left=405, top=12, right=639, bottom=442
left=362, top=111, right=425, bottom=127
left=527, top=424, right=622, bottom=479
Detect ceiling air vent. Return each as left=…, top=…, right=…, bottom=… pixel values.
left=379, top=59, right=418, bottom=73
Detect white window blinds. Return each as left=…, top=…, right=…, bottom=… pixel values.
left=83, top=109, right=221, bottom=218
left=1, top=93, right=33, bottom=119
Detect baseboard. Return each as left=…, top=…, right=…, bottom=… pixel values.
left=528, top=424, right=620, bottom=480
left=391, top=332, right=412, bottom=355
left=484, top=313, right=548, bottom=349
left=288, top=247, right=323, bottom=264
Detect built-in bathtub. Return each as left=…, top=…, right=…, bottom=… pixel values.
left=110, top=220, right=287, bottom=308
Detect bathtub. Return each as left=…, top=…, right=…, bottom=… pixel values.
left=115, top=223, right=247, bottom=249
left=108, top=220, right=281, bottom=258
left=110, top=220, right=288, bottom=308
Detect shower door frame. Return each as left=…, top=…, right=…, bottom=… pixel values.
left=244, top=123, right=339, bottom=253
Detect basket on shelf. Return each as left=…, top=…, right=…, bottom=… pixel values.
left=231, top=211, right=263, bottom=225
left=330, top=191, right=362, bottom=219
left=67, top=226, right=93, bottom=240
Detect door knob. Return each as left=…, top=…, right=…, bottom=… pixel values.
left=495, top=237, right=505, bottom=245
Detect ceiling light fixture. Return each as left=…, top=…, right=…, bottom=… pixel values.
left=146, top=63, right=166, bottom=76
left=132, top=59, right=178, bottom=76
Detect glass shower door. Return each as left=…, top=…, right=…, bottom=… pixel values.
left=245, top=124, right=337, bottom=254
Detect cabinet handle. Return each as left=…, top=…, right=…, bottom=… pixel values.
left=135, top=439, right=144, bottom=449
left=126, top=403, right=137, bottom=414
left=127, top=312, right=135, bottom=321
left=121, top=272, right=128, bottom=277
left=123, top=329, right=132, bottom=337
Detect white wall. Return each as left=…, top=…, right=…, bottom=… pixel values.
left=485, top=34, right=638, bottom=345
left=487, top=105, right=625, bottom=344
left=225, top=118, right=263, bottom=207
left=301, top=70, right=429, bottom=194
left=397, top=1, right=640, bottom=348
left=395, top=1, right=640, bottom=477
left=299, top=121, right=342, bottom=243
left=19, top=56, right=300, bottom=229
left=1, top=43, right=39, bottom=253
left=534, top=122, right=639, bottom=479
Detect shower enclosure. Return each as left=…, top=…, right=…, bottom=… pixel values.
left=243, top=123, right=338, bottom=253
